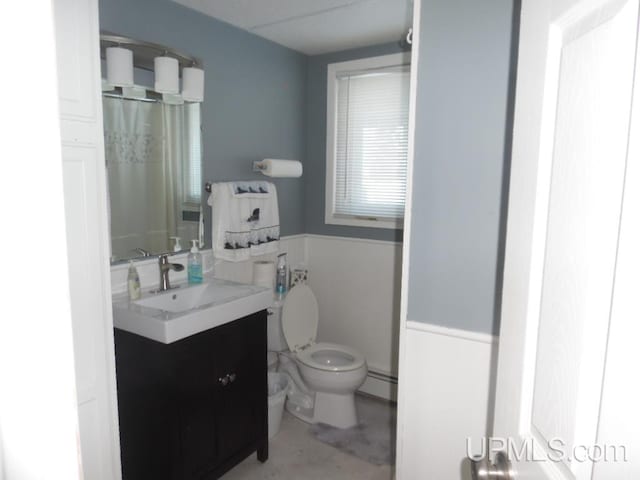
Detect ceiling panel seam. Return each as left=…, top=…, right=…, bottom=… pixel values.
left=247, top=0, right=373, bottom=30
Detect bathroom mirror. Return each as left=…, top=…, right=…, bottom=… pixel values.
left=104, top=97, right=202, bottom=262
left=101, top=34, right=203, bottom=263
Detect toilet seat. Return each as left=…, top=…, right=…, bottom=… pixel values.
left=296, top=342, right=365, bottom=372
left=282, top=285, right=365, bottom=372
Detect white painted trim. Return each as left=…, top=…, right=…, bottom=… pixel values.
left=326, top=52, right=412, bottom=76
left=305, top=233, right=402, bottom=246
left=395, top=0, right=420, bottom=475
left=110, top=234, right=397, bottom=275
left=406, top=320, right=498, bottom=345
left=325, top=214, right=403, bottom=230
left=324, top=52, right=412, bottom=230
left=279, top=233, right=307, bottom=241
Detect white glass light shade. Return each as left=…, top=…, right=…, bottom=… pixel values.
left=181, top=67, right=204, bottom=102
left=154, top=56, right=179, bottom=94
left=106, top=47, right=134, bottom=87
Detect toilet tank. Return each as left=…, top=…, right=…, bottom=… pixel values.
left=267, top=304, right=288, bottom=352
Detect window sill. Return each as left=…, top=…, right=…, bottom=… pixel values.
left=325, top=213, right=403, bottom=230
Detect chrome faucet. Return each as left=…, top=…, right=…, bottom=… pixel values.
left=133, top=247, right=151, bottom=257
left=158, top=254, right=184, bottom=292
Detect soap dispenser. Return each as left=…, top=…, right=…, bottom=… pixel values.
left=127, top=260, right=141, bottom=300
left=188, top=239, right=203, bottom=284
left=275, top=253, right=287, bottom=300
left=170, top=236, right=182, bottom=252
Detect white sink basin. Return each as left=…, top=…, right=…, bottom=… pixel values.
left=112, top=278, right=273, bottom=344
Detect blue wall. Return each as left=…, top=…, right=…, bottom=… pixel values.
left=101, top=0, right=518, bottom=335
left=99, top=0, right=308, bottom=241
left=406, top=0, right=518, bottom=334
left=305, top=43, right=406, bottom=242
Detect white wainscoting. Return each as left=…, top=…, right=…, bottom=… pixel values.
left=110, top=234, right=401, bottom=400
left=397, top=321, right=497, bottom=480
left=306, top=234, right=402, bottom=400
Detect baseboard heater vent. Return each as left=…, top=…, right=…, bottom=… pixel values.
left=367, top=369, right=398, bottom=385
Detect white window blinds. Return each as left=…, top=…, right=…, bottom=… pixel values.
left=334, top=66, right=410, bottom=221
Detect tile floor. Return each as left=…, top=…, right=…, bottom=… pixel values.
left=222, top=399, right=395, bottom=480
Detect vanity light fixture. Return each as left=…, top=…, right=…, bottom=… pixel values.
left=162, top=93, right=184, bottom=105
left=182, top=67, right=204, bottom=102
left=154, top=55, right=179, bottom=94
left=106, top=46, right=134, bottom=87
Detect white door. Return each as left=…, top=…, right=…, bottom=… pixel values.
left=53, top=0, right=122, bottom=478
left=483, top=0, right=640, bottom=478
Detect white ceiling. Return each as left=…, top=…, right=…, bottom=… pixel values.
left=171, top=0, right=413, bottom=55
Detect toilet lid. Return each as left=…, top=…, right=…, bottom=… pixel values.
left=281, top=285, right=319, bottom=352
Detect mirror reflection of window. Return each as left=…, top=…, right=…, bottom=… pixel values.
left=103, top=95, right=202, bottom=262
left=183, top=104, right=202, bottom=207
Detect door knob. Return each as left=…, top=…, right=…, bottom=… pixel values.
left=470, top=451, right=513, bottom=480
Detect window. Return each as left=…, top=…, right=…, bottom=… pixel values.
left=325, top=53, right=410, bottom=229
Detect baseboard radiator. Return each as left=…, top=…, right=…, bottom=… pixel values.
left=368, top=369, right=398, bottom=384
left=359, top=368, right=398, bottom=401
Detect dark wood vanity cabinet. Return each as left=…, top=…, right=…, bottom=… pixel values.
left=114, top=310, right=268, bottom=480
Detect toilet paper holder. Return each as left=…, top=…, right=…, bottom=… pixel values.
left=252, top=158, right=303, bottom=177
left=252, top=160, right=269, bottom=173
left=204, top=158, right=302, bottom=193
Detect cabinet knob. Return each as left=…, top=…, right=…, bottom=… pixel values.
left=218, top=373, right=236, bottom=386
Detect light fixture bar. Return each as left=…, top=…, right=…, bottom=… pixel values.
left=100, top=32, right=202, bottom=71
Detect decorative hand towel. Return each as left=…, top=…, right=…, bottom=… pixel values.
left=208, top=181, right=280, bottom=262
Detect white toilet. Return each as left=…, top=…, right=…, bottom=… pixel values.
left=276, top=285, right=367, bottom=429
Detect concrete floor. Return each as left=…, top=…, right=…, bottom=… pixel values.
left=221, top=411, right=395, bottom=480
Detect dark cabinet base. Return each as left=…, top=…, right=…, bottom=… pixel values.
left=114, top=310, right=268, bottom=480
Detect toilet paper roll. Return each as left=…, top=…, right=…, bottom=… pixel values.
left=259, top=159, right=303, bottom=178
left=253, top=261, right=275, bottom=289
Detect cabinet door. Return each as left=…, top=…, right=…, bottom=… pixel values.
left=114, top=330, right=174, bottom=480
left=115, top=313, right=267, bottom=480
left=213, top=314, right=267, bottom=463
left=173, top=329, right=219, bottom=479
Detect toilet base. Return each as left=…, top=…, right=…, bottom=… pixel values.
left=285, top=399, right=314, bottom=424
left=285, top=392, right=359, bottom=429
left=312, top=391, right=358, bottom=429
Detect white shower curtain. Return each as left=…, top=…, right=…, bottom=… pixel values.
left=103, top=97, right=191, bottom=260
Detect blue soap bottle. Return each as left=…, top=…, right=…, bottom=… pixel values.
left=188, top=240, right=203, bottom=284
